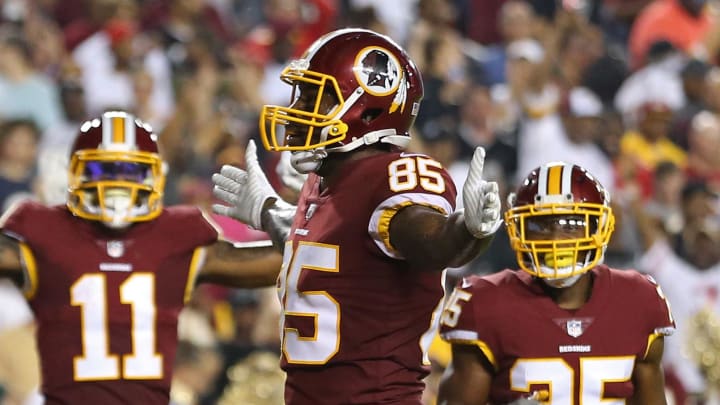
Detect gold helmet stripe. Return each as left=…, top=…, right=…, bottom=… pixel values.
left=112, top=116, right=125, bottom=143
left=547, top=164, right=563, bottom=195
left=102, top=111, right=137, bottom=149
left=538, top=162, right=574, bottom=198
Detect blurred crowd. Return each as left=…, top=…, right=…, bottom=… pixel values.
left=2, top=0, right=720, bottom=404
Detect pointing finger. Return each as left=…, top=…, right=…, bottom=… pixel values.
left=245, top=139, right=258, bottom=168
left=471, top=147, right=486, bottom=178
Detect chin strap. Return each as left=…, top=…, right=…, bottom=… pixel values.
left=325, top=129, right=408, bottom=154
left=540, top=272, right=583, bottom=288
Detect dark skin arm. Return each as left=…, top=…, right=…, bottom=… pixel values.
left=196, top=239, right=283, bottom=288
left=437, top=344, right=493, bottom=405
left=628, top=336, right=668, bottom=405
left=390, top=206, right=493, bottom=271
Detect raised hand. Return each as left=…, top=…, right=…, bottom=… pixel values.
left=212, top=140, right=279, bottom=230
left=462, top=147, right=503, bottom=239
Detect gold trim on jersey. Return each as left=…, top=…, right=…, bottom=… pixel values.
left=377, top=201, right=449, bottom=255
left=377, top=201, right=414, bottom=253
left=184, top=247, right=207, bottom=304
left=447, top=338, right=497, bottom=370
left=645, top=332, right=662, bottom=360
left=18, top=242, right=38, bottom=299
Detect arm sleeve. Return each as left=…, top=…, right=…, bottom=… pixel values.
left=367, top=154, right=457, bottom=259
left=171, top=206, right=221, bottom=248
left=440, top=276, right=500, bottom=370
left=0, top=201, right=39, bottom=242
left=641, top=273, right=676, bottom=337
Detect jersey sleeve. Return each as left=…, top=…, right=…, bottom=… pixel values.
left=439, top=276, right=501, bottom=370
left=0, top=200, right=44, bottom=242
left=628, top=271, right=676, bottom=359
left=165, top=206, right=221, bottom=248
left=639, top=273, right=676, bottom=335
left=367, top=153, right=457, bottom=259
left=165, top=206, right=221, bottom=304
left=0, top=201, right=54, bottom=298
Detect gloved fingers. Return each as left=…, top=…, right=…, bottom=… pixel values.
left=212, top=186, right=237, bottom=205
left=482, top=182, right=500, bottom=207
left=468, top=146, right=486, bottom=179
left=212, top=173, right=242, bottom=194
left=245, top=139, right=260, bottom=169
left=482, top=207, right=500, bottom=222
left=219, top=165, right=248, bottom=184
left=211, top=203, right=233, bottom=217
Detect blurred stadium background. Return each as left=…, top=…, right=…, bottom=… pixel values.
left=1, top=0, right=720, bottom=404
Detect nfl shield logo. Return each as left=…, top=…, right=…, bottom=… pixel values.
left=566, top=320, right=584, bottom=338
left=107, top=241, right=124, bottom=258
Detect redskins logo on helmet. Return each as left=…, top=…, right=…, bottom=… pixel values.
left=67, top=111, right=165, bottom=229
left=504, top=162, right=615, bottom=286
left=259, top=28, right=422, bottom=161
left=354, top=47, right=401, bottom=96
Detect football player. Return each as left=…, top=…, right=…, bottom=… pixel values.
left=437, top=162, right=676, bottom=405
left=0, top=111, right=283, bottom=405
left=211, top=28, right=503, bottom=404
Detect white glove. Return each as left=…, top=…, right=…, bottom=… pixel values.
left=212, top=140, right=280, bottom=230
left=276, top=151, right=308, bottom=193
left=462, top=147, right=503, bottom=239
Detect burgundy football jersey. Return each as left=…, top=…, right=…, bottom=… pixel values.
left=440, top=266, right=676, bottom=404
left=0, top=201, right=218, bottom=405
left=278, top=152, right=456, bottom=404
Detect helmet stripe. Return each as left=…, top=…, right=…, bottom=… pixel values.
left=537, top=164, right=548, bottom=197
left=124, top=113, right=136, bottom=147
left=561, top=163, right=573, bottom=196
left=100, top=111, right=137, bottom=150
left=112, top=116, right=125, bottom=143
left=547, top=165, right=563, bottom=195
left=102, top=113, right=112, bottom=145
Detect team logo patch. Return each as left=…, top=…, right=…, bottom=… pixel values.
left=566, top=320, right=583, bottom=338
left=107, top=240, right=125, bottom=258
left=353, top=46, right=402, bottom=96
left=554, top=317, right=593, bottom=338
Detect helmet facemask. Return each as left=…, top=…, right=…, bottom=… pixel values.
left=261, top=65, right=348, bottom=149
left=505, top=203, right=614, bottom=287
left=68, top=150, right=164, bottom=228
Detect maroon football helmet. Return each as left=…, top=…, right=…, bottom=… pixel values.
left=259, top=28, right=423, bottom=154
left=67, top=111, right=165, bottom=228
left=504, top=162, right=615, bottom=281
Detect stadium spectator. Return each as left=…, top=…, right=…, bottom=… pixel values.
left=0, top=120, right=40, bottom=212
left=0, top=33, right=62, bottom=131
left=629, top=0, right=713, bottom=69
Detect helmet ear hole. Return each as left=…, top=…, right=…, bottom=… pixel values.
left=361, top=108, right=383, bottom=124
